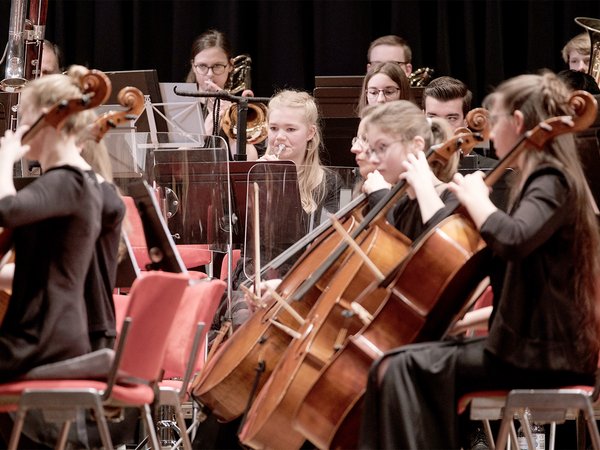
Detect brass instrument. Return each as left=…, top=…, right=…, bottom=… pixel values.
left=220, top=54, right=268, bottom=145
left=409, top=67, right=434, bottom=87
left=575, top=17, right=600, bottom=86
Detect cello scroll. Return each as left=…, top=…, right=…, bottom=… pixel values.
left=85, top=86, right=145, bottom=142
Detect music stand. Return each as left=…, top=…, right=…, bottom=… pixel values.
left=127, top=179, right=187, bottom=273
left=153, top=154, right=301, bottom=243
left=99, top=69, right=168, bottom=134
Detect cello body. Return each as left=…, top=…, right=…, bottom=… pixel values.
left=293, top=214, right=489, bottom=449
left=192, top=202, right=371, bottom=421
left=238, top=220, right=412, bottom=449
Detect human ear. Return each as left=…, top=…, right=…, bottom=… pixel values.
left=513, top=110, right=526, bottom=134
left=307, top=124, right=316, bottom=142
left=411, top=135, right=426, bottom=153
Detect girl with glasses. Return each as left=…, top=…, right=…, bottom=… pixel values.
left=360, top=100, right=456, bottom=241
left=357, top=61, right=411, bottom=115
left=359, top=72, right=600, bottom=449
left=187, top=29, right=260, bottom=160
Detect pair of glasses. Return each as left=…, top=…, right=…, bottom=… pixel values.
left=366, top=139, right=405, bottom=159
left=370, top=60, right=409, bottom=67
left=366, top=87, right=401, bottom=99
left=352, top=136, right=369, bottom=149
left=193, top=63, right=228, bottom=75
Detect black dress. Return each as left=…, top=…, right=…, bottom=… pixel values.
left=0, top=166, right=102, bottom=382
left=358, top=166, right=597, bottom=449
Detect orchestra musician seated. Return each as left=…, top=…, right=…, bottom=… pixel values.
left=187, top=29, right=262, bottom=160
left=358, top=71, right=600, bottom=449
left=0, top=67, right=103, bottom=448
left=357, top=61, right=411, bottom=115
left=562, top=32, right=591, bottom=73
left=360, top=100, right=458, bottom=241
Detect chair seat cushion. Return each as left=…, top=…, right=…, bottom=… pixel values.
left=21, top=349, right=115, bottom=380
left=0, top=379, right=155, bottom=412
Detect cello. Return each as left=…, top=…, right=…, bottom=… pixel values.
left=293, top=90, right=599, bottom=450
left=191, top=150, right=416, bottom=420
left=237, top=125, right=484, bottom=449
left=0, top=69, right=111, bottom=325
left=191, top=179, right=409, bottom=421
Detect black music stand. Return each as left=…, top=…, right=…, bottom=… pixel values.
left=127, top=179, right=187, bottom=273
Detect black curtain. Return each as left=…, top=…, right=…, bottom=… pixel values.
left=1, top=0, right=600, bottom=105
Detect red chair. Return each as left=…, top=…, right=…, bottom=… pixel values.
left=149, top=277, right=226, bottom=450
left=219, top=248, right=241, bottom=281
left=0, top=271, right=191, bottom=450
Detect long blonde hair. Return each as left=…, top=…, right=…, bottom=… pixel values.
left=489, top=71, right=600, bottom=369
left=267, top=90, right=327, bottom=213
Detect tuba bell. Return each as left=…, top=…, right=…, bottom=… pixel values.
left=575, top=17, right=600, bottom=86
left=220, top=54, right=268, bottom=145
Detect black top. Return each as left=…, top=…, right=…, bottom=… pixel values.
left=0, top=166, right=102, bottom=381
left=85, top=180, right=125, bottom=345
left=482, top=165, right=597, bottom=374
left=367, top=188, right=455, bottom=241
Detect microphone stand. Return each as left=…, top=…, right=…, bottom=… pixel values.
left=173, top=87, right=270, bottom=161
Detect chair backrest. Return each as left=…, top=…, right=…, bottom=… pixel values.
left=220, top=248, right=242, bottom=281
left=117, top=271, right=190, bottom=383
left=162, top=278, right=226, bottom=379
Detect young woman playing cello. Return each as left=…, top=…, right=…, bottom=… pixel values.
left=0, top=69, right=105, bottom=447
left=361, top=100, right=457, bottom=240
left=359, top=71, right=600, bottom=449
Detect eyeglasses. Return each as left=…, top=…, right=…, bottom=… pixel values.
left=370, top=60, right=409, bottom=67
left=366, top=87, right=401, bottom=99
left=366, top=139, right=405, bottom=159
left=352, top=136, right=369, bottom=149
left=193, top=63, right=228, bottom=75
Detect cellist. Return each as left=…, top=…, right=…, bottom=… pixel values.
left=358, top=71, right=600, bottom=449
left=361, top=100, right=458, bottom=240
left=0, top=68, right=104, bottom=447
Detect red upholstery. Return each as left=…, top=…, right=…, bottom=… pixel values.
left=113, top=293, right=130, bottom=336
left=220, top=249, right=242, bottom=280
left=162, top=278, right=226, bottom=379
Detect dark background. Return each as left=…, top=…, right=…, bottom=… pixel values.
left=1, top=0, right=600, bottom=106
